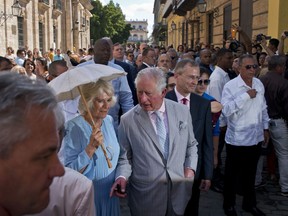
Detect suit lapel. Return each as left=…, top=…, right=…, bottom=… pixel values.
left=165, top=99, right=177, bottom=158
left=134, top=105, right=165, bottom=159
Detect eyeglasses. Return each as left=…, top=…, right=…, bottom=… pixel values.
left=198, top=79, right=210, bottom=85
left=244, top=64, right=258, bottom=70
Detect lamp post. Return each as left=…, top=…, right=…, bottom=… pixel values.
left=0, top=0, right=22, bottom=26
left=171, top=21, right=176, bottom=47
left=197, top=0, right=207, bottom=13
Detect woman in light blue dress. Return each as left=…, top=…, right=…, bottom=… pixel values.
left=62, top=79, right=120, bottom=216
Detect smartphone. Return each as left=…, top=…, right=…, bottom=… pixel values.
left=116, top=184, right=126, bottom=194
left=284, top=31, right=288, bottom=36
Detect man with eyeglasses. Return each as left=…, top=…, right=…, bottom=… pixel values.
left=157, top=53, right=172, bottom=73
left=221, top=54, right=269, bottom=216
left=259, top=55, right=288, bottom=198
left=166, top=59, right=213, bottom=216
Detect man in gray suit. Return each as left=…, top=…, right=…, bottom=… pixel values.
left=110, top=68, right=198, bottom=216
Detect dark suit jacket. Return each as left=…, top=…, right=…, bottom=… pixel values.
left=137, top=62, right=149, bottom=72
left=114, top=60, right=138, bottom=105
left=166, top=90, right=213, bottom=180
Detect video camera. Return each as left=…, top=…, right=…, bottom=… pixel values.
left=256, top=34, right=271, bottom=42
left=229, top=40, right=241, bottom=52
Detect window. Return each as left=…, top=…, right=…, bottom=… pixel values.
left=208, top=13, right=214, bottom=45
left=53, top=0, right=62, bottom=10
left=53, top=26, right=56, bottom=45
left=223, top=4, right=232, bottom=41
left=39, top=22, right=44, bottom=52
left=17, top=17, right=24, bottom=48
left=39, top=0, right=49, bottom=5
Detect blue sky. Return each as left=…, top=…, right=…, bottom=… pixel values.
left=99, top=0, right=154, bottom=36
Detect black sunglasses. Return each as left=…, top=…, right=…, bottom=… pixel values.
left=244, top=64, right=258, bottom=70
left=198, top=79, right=210, bottom=85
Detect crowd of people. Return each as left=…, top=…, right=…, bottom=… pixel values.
left=0, top=26, right=288, bottom=216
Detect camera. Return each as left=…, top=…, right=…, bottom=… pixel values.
left=284, top=31, right=288, bottom=37
left=229, top=40, right=241, bottom=52
left=256, top=34, right=272, bottom=42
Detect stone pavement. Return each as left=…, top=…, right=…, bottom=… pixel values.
left=120, top=164, right=288, bottom=216
left=120, top=179, right=288, bottom=216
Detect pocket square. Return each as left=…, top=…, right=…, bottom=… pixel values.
left=179, top=121, right=187, bottom=131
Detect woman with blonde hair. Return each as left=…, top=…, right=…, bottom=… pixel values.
left=62, top=79, right=120, bottom=216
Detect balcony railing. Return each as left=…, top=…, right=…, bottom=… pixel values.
left=39, top=0, right=49, bottom=5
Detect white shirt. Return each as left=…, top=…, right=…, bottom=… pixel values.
left=175, top=88, right=190, bottom=108
left=25, top=167, right=95, bottom=216
left=206, top=66, right=230, bottom=102
left=221, top=75, right=270, bottom=146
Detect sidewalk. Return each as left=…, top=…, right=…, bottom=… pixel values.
left=120, top=154, right=288, bottom=216
left=120, top=180, right=288, bottom=216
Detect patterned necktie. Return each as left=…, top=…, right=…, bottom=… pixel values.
left=154, top=111, right=169, bottom=159
left=181, top=98, right=188, bottom=105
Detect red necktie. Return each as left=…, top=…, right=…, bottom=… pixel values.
left=181, top=98, right=188, bottom=105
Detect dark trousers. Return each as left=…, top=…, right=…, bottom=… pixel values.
left=184, top=179, right=201, bottom=216
left=223, top=143, right=261, bottom=209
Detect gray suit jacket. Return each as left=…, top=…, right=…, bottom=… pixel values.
left=116, top=99, right=198, bottom=216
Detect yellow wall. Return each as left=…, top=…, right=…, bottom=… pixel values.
left=268, top=0, right=288, bottom=52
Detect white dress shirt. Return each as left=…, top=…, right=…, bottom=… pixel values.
left=175, top=88, right=190, bottom=108
left=25, top=167, right=95, bottom=216
left=206, top=66, right=230, bottom=102
left=221, top=75, right=270, bottom=146
left=148, top=101, right=168, bottom=133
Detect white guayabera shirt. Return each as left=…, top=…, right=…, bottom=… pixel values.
left=221, top=75, right=269, bottom=146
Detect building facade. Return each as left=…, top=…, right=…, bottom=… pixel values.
left=153, top=0, right=288, bottom=51
left=126, top=19, right=149, bottom=44
left=0, top=0, right=93, bottom=56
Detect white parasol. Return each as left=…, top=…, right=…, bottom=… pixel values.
left=48, top=63, right=126, bottom=168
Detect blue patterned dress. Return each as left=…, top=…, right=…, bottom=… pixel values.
left=63, top=115, right=120, bottom=216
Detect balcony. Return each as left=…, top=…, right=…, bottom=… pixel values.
left=38, top=0, right=50, bottom=15
left=79, top=0, right=93, bottom=10
left=173, top=0, right=198, bottom=16
left=19, top=0, right=31, bottom=6
left=52, top=0, right=62, bottom=19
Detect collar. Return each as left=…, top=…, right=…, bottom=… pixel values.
left=148, top=100, right=166, bottom=116
left=175, top=87, right=190, bottom=103
left=142, top=62, right=152, bottom=67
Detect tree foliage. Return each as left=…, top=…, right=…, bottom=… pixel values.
left=90, top=0, right=132, bottom=44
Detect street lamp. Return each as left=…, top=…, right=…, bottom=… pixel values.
left=197, top=0, right=207, bottom=13
left=171, top=21, right=176, bottom=31
left=0, top=0, right=22, bottom=26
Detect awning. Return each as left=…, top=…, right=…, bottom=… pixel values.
left=174, top=0, right=198, bottom=16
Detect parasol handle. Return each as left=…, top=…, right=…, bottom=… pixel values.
left=78, top=87, right=113, bottom=169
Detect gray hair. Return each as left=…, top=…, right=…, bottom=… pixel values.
left=174, top=59, right=199, bottom=75
left=78, top=79, right=116, bottom=114
left=135, top=67, right=167, bottom=93
left=0, top=72, right=59, bottom=158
